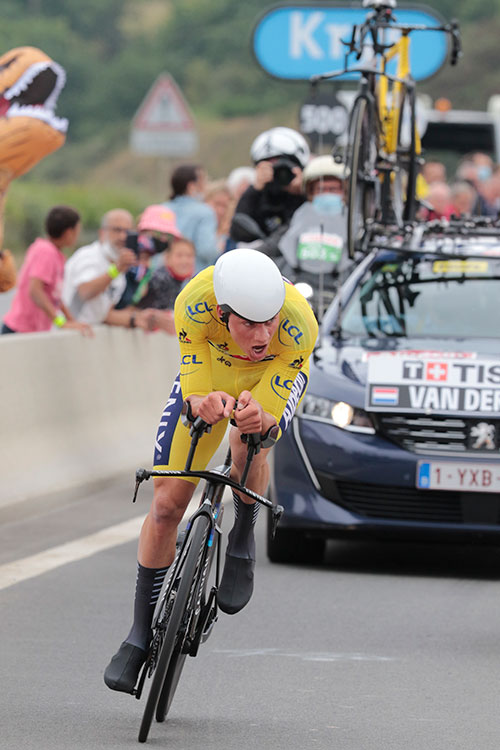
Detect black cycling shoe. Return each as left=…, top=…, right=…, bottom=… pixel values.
left=104, top=641, right=147, bottom=694
left=217, top=553, right=255, bottom=615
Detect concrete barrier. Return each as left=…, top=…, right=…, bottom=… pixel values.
left=0, top=327, right=180, bottom=508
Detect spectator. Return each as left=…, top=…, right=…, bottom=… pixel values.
left=421, top=181, right=454, bottom=220
left=456, top=155, right=496, bottom=216
left=204, top=180, right=232, bottom=254
left=227, top=166, right=256, bottom=202
left=115, top=204, right=182, bottom=310
left=62, top=209, right=144, bottom=329
left=229, top=127, right=309, bottom=246
left=2, top=205, right=91, bottom=336
left=135, top=237, right=195, bottom=312
left=422, top=160, right=447, bottom=186
left=478, top=172, right=500, bottom=213
left=450, top=180, right=478, bottom=216
left=163, top=164, right=218, bottom=273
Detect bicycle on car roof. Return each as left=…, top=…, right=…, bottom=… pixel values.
left=311, top=0, right=462, bottom=258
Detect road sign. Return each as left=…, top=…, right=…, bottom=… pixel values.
left=130, top=73, right=198, bottom=157
left=253, top=5, right=449, bottom=82
left=299, top=90, right=349, bottom=148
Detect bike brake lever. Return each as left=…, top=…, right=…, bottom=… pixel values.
left=132, top=468, right=150, bottom=503
left=271, top=504, right=284, bottom=538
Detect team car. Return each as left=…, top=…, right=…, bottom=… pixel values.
left=269, top=217, right=500, bottom=563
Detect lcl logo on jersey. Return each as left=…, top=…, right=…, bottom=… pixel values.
left=271, top=374, right=294, bottom=400
left=181, top=354, right=203, bottom=365
left=278, top=318, right=303, bottom=345
left=186, top=301, right=214, bottom=324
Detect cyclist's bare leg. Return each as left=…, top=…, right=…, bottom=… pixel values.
left=138, top=476, right=195, bottom=568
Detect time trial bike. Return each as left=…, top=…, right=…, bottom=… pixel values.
left=131, top=401, right=283, bottom=743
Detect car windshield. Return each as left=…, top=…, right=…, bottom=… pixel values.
left=340, top=255, right=500, bottom=338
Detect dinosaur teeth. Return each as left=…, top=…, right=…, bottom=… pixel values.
left=7, top=102, right=68, bottom=133
left=5, top=61, right=51, bottom=100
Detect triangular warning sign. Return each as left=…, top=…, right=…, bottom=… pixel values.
left=133, top=73, right=195, bottom=133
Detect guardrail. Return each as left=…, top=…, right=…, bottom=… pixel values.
left=0, top=327, right=180, bottom=509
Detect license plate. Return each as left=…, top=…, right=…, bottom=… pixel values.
left=417, top=460, right=500, bottom=493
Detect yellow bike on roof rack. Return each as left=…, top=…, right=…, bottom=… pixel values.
left=312, top=0, right=462, bottom=258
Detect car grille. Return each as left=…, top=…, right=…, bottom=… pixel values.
left=316, top=472, right=500, bottom=525
left=376, top=414, right=500, bottom=456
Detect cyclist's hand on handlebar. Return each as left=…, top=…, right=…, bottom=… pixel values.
left=188, top=392, right=236, bottom=424
left=233, top=391, right=265, bottom=434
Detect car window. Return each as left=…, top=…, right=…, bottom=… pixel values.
left=341, top=256, right=500, bottom=338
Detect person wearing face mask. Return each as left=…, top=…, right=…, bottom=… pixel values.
left=62, top=209, right=156, bottom=329
left=277, top=155, right=351, bottom=282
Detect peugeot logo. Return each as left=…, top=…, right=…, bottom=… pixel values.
left=470, top=422, right=496, bottom=450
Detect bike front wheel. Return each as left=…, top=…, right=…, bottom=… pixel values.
left=347, top=96, right=379, bottom=258
left=138, top=514, right=211, bottom=743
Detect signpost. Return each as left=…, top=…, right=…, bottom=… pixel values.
left=252, top=5, right=449, bottom=82
left=130, top=73, right=198, bottom=158
left=299, top=89, right=349, bottom=148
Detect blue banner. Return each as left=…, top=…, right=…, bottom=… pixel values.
left=253, top=4, right=449, bottom=81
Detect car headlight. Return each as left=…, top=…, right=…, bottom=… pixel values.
left=300, top=395, right=375, bottom=434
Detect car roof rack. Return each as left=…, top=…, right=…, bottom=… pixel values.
left=358, top=216, right=500, bottom=260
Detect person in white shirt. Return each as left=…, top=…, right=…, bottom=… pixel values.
left=63, top=208, right=154, bottom=329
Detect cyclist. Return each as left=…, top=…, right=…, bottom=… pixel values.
left=104, top=248, right=318, bottom=694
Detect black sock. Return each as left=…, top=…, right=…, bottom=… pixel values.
left=126, top=563, right=169, bottom=650
left=226, top=492, right=260, bottom=561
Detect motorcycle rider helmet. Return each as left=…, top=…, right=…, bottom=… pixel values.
left=213, top=247, right=286, bottom=323
left=250, top=127, right=310, bottom=168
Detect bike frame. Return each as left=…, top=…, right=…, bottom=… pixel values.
left=133, top=408, right=283, bottom=741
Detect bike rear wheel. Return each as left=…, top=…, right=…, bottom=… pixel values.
left=138, top=514, right=210, bottom=743
left=347, top=96, right=378, bottom=258
left=393, top=84, right=418, bottom=224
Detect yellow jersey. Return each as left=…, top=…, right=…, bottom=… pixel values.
left=174, top=265, right=318, bottom=436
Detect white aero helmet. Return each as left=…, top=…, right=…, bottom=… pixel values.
left=302, top=155, right=350, bottom=188
left=213, top=248, right=286, bottom=323
left=250, top=126, right=310, bottom=168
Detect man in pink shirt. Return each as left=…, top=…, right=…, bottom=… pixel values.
left=2, top=205, right=91, bottom=335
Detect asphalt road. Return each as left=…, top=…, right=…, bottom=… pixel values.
left=3, top=478, right=500, bottom=750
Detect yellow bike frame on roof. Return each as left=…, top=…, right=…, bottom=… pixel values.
left=377, top=29, right=422, bottom=159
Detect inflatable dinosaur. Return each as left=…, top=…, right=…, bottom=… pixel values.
left=0, top=46, right=68, bottom=290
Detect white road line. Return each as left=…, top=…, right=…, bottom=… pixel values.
left=0, top=494, right=214, bottom=592
left=0, top=515, right=145, bottom=591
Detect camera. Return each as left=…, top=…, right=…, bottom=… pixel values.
left=125, top=231, right=167, bottom=255
left=272, top=157, right=297, bottom=187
